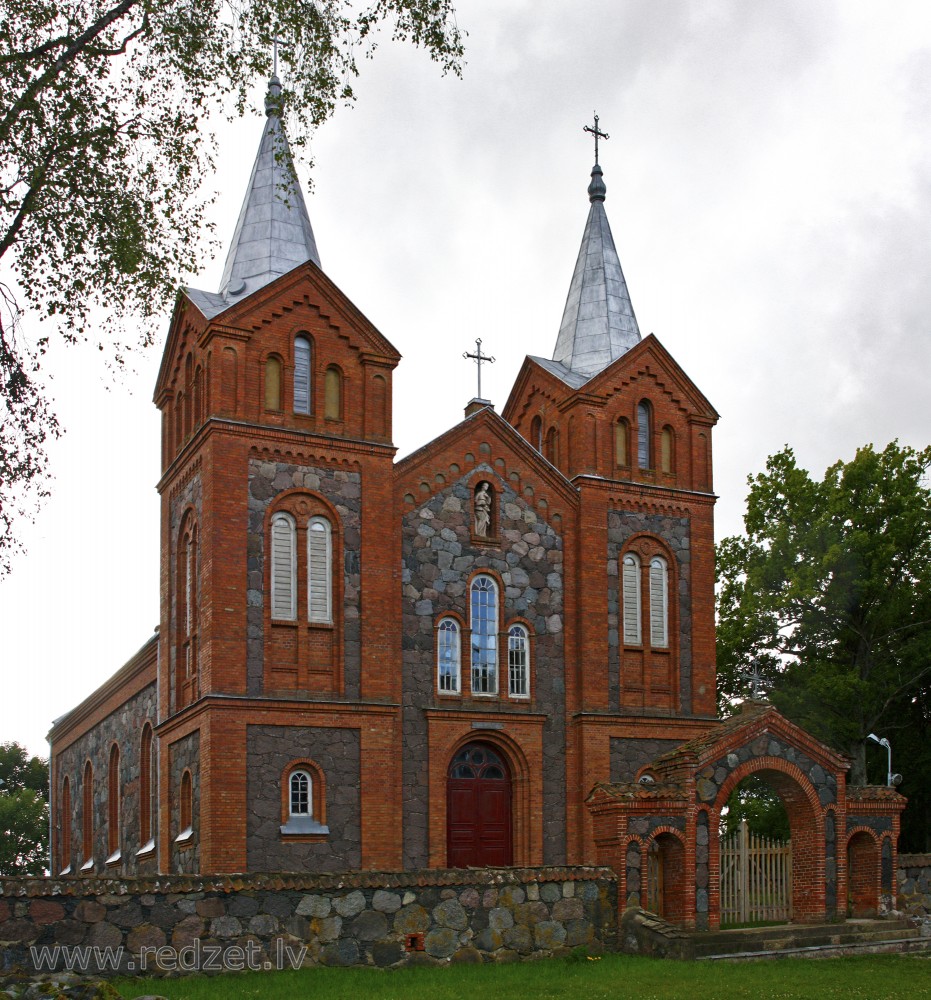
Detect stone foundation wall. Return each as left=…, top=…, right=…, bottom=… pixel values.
left=0, top=867, right=615, bottom=977
left=898, top=854, right=931, bottom=917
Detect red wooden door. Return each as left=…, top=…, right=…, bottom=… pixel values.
left=447, top=744, right=512, bottom=867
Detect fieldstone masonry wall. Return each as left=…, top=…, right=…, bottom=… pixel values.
left=897, top=854, right=931, bottom=917
left=168, top=732, right=200, bottom=875
left=0, top=868, right=616, bottom=977
left=610, top=738, right=682, bottom=783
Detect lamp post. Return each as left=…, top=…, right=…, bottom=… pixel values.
left=866, top=733, right=902, bottom=787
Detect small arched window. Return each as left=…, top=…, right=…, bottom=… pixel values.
left=508, top=624, right=529, bottom=698
left=470, top=574, right=499, bottom=695
left=140, top=723, right=154, bottom=850
left=82, top=760, right=94, bottom=869
left=289, top=770, right=312, bottom=817
left=324, top=366, right=342, bottom=420
left=530, top=415, right=543, bottom=452
left=615, top=418, right=630, bottom=466
left=107, top=744, right=120, bottom=861
left=650, top=557, right=669, bottom=648
left=545, top=426, right=558, bottom=465
left=622, top=553, right=642, bottom=645
left=294, top=336, right=312, bottom=414
left=637, top=401, right=652, bottom=469
left=265, top=356, right=282, bottom=411
left=184, top=354, right=193, bottom=438
left=179, top=770, right=193, bottom=839
left=437, top=618, right=461, bottom=694
left=60, top=777, right=72, bottom=874
left=270, top=512, right=297, bottom=620
left=307, top=516, right=332, bottom=623
left=661, top=427, right=674, bottom=473
left=193, top=365, right=203, bottom=427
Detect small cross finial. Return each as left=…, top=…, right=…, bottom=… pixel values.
left=747, top=659, right=765, bottom=700
left=463, top=337, right=495, bottom=400
left=583, top=112, right=610, bottom=165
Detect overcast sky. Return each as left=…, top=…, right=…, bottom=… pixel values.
left=2, top=0, right=930, bottom=758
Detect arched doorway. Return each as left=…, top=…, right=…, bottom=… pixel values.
left=447, top=743, right=512, bottom=867
left=847, top=831, right=880, bottom=917
left=647, top=833, right=686, bottom=924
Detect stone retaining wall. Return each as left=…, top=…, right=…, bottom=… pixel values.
left=0, top=867, right=616, bottom=977
left=898, top=854, right=931, bottom=917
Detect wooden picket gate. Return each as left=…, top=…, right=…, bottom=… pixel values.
left=720, top=819, right=792, bottom=925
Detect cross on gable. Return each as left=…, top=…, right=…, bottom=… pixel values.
left=583, top=112, right=610, bottom=164
left=463, top=337, right=495, bottom=400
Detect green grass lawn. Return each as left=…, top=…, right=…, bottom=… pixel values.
left=115, top=952, right=931, bottom=1000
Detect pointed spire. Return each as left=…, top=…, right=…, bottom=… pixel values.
left=551, top=160, right=641, bottom=381
left=218, top=76, right=321, bottom=303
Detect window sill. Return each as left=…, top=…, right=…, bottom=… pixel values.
left=105, top=849, right=122, bottom=867
left=58, top=865, right=72, bottom=877
left=175, top=826, right=194, bottom=845
left=280, top=817, right=329, bottom=836
left=80, top=857, right=94, bottom=872
left=136, top=839, right=156, bottom=859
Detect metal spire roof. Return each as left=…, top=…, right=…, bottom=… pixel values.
left=187, top=76, right=320, bottom=318
left=550, top=162, right=641, bottom=381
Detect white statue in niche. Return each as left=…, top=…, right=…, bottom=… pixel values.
left=474, top=481, right=492, bottom=536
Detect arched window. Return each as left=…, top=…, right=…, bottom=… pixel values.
left=508, top=624, right=529, bottom=698
left=60, top=777, right=71, bottom=874
left=270, top=512, right=297, bottom=620
left=289, top=770, right=312, bottom=817
left=294, top=336, right=312, bottom=414
left=82, top=760, right=94, bottom=869
left=184, top=354, right=193, bottom=438
left=530, top=415, right=543, bottom=452
left=650, top=557, right=669, bottom=648
left=107, top=744, right=120, bottom=861
left=437, top=618, right=461, bottom=693
left=184, top=522, right=198, bottom=696
left=193, top=365, right=203, bottom=428
left=637, top=401, right=652, bottom=468
left=265, top=356, right=282, bottom=410
left=470, top=574, right=498, bottom=695
left=179, top=770, right=193, bottom=839
left=622, top=553, right=642, bottom=645
left=324, top=366, right=342, bottom=420
left=615, top=418, right=630, bottom=466
left=307, top=516, right=332, bottom=623
left=280, top=760, right=329, bottom=835
left=545, top=426, right=558, bottom=465
left=140, top=723, right=154, bottom=850
left=661, top=427, right=674, bottom=473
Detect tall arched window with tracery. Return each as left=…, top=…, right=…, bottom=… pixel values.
left=307, top=516, right=332, bottom=623
left=437, top=617, right=461, bottom=693
left=622, top=553, right=642, bottom=645
left=294, top=336, right=312, bottom=414
left=470, top=575, right=499, bottom=694
left=649, top=557, right=669, bottom=648
left=508, top=624, right=529, bottom=697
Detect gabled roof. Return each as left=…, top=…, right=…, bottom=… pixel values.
left=186, top=77, right=321, bottom=320
left=550, top=163, right=641, bottom=381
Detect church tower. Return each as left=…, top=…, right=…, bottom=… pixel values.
left=151, top=78, right=403, bottom=873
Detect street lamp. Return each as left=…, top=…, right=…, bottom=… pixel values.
left=866, top=733, right=903, bottom=787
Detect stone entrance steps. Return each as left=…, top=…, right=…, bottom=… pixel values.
left=692, top=918, right=931, bottom=961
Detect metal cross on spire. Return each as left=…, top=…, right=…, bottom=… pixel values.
left=583, top=112, right=610, bottom=164
left=463, top=338, right=495, bottom=400
left=747, top=659, right=765, bottom=700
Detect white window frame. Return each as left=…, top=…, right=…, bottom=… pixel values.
left=270, top=512, right=297, bottom=620
left=650, top=556, right=669, bottom=648
left=470, top=574, right=498, bottom=695
left=307, top=516, right=333, bottom=623
left=508, top=624, right=529, bottom=698
left=437, top=617, right=461, bottom=694
left=289, top=769, right=313, bottom=817
left=622, top=553, right=642, bottom=646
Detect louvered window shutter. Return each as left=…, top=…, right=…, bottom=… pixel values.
left=271, top=514, right=296, bottom=619
left=308, top=518, right=332, bottom=622
left=622, top=555, right=641, bottom=645
left=650, top=558, right=668, bottom=647
left=294, top=337, right=311, bottom=413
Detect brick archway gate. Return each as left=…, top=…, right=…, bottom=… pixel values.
left=587, top=701, right=906, bottom=931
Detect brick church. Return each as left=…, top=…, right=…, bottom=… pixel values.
left=48, top=83, right=904, bottom=929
